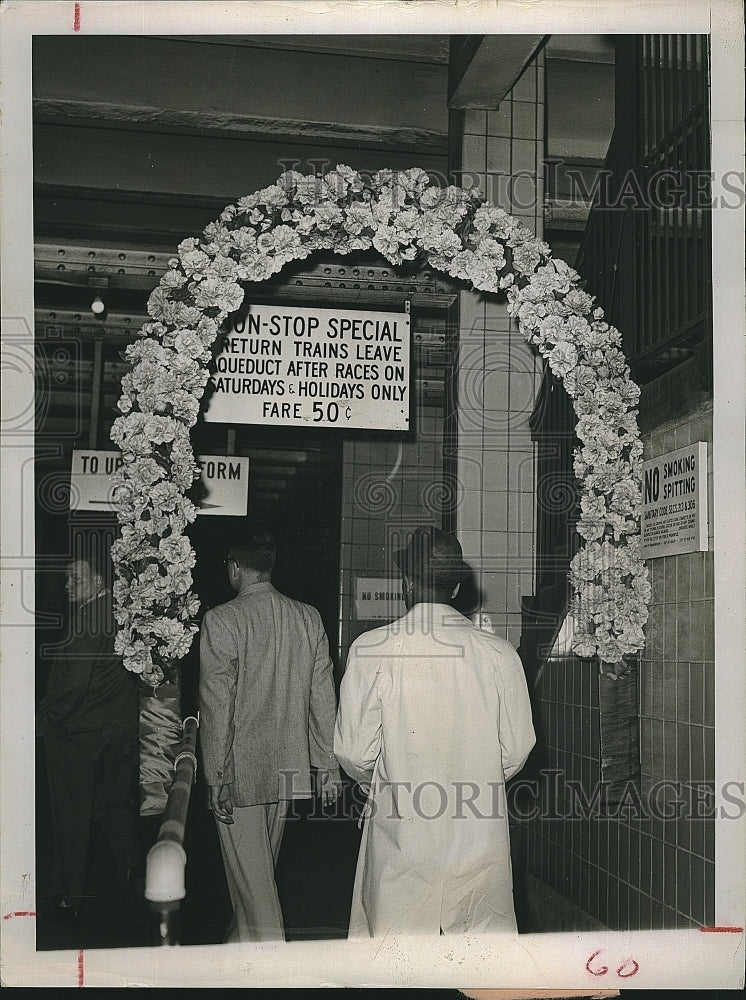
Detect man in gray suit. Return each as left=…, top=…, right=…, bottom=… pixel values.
left=199, top=526, right=341, bottom=942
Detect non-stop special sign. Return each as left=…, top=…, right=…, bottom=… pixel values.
left=203, top=304, right=411, bottom=431
left=70, top=450, right=250, bottom=517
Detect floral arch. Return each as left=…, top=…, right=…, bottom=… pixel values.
left=110, top=165, right=650, bottom=688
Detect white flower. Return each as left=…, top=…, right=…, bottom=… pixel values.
left=113, top=170, right=648, bottom=681
left=174, top=329, right=210, bottom=361
left=397, top=167, right=430, bottom=196
left=420, top=186, right=446, bottom=210
left=193, top=277, right=244, bottom=314
left=447, top=249, right=477, bottom=281
left=562, top=287, right=594, bottom=314
left=128, top=457, right=165, bottom=488
left=236, top=193, right=261, bottom=213
left=294, top=176, right=322, bottom=207
left=228, top=229, right=257, bottom=253
left=372, top=226, right=402, bottom=260
left=344, top=202, right=376, bottom=235
left=474, top=237, right=506, bottom=270
left=257, top=184, right=288, bottom=209
left=610, top=478, right=641, bottom=513
left=548, top=341, right=578, bottom=378
left=177, top=236, right=199, bottom=255
left=577, top=517, right=606, bottom=542
left=312, top=202, right=344, bottom=231
left=158, top=534, right=196, bottom=569
left=572, top=633, right=598, bottom=658
left=160, top=269, right=187, bottom=291
left=421, top=226, right=462, bottom=257
left=581, top=493, right=607, bottom=519
left=209, top=254, right=240, bottom=282
left=180, top=248, right=212, bottom=280
left=537, top=315, right=570, bottom=345
left=473, top=204, right=513, bottom=234
left=201, top=222, right=233, bottom=254
left=147, top=287, right=174, bottom=321
left=115, top=634, right=154, bottom=675
left=511, top=244, right=542, bottom=276
left=468, top=260, right=501, bottom=293
left=333, top=164, right=365, bottom=193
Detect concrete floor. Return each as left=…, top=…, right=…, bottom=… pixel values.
left=35, top=766, right=364, bottom=952
left=35, top=761, right=599, bottom=953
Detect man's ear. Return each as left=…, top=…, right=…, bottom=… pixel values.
left=450, top=582, right=461, bottom=599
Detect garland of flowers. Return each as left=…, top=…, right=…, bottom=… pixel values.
left=110, top=165, right=650, bottom=687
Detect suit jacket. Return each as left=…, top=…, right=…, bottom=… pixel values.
left=199, top=581, right=340, bottom=806
left=38, top=590, right=138, bottom=739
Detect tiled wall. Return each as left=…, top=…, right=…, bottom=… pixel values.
left=451, top=54, right=545, bottom=646
left=521, top=402, right=715, bottom=929
left=337, top=404, right=447, bottom=673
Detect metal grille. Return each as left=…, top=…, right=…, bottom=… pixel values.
left=576, top=34, right=712, bottom=383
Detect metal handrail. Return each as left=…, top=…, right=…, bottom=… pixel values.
left=144, top=714, right=199, bottom=946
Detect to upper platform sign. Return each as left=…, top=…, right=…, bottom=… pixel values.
left=203, top=303, right=411, bottom=431
left=70, top=450, right=249, bottom=517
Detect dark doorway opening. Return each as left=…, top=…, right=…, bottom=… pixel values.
left=181, top=423, right=344, bottom=716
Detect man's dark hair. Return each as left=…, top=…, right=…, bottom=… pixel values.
left=228, top=526, right=276, bottom=573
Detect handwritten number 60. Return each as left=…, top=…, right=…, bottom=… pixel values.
left=586, top=949, right=639, bottom=978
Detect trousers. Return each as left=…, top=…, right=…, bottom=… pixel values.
left=216, top=800, right=289, bottom=942
left=44, top=725, right=140, bottom=904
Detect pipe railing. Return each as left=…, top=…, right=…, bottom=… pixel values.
left=144, top=714, right=199, bottom=946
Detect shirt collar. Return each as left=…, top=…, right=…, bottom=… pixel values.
left=403, top=601, right=466, bottom=626
left=78, top=588, right=109, bottom=611
left=236, top=580, right=275, bottom=598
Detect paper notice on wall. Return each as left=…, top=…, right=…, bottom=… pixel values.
left=640, top=441, right=708, bottom=558
left=203, top=303, right=411, bottom=430
left=69, top=450, right=123, bottom=510
left=70, top=450, right=249, bottom=516
left=192, top=455, right=250, bottom=516
left=355, top=577, right=406, bottom=621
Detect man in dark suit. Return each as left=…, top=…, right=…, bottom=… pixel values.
left=199, top=526, right=341, bottom=942
left=37, top=552, right=140, bottom=921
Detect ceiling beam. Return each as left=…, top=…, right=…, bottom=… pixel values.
left=34, top=99, right=448, bottom=155
left=449, top=35, right=547, bottom=109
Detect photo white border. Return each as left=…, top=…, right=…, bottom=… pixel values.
left=1, top=0, right=743, bottom=988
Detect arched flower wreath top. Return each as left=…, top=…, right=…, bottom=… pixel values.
left=110, top=165, right=651, bottom=687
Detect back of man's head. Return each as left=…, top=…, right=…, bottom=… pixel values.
left=228, top=526, right=276, bottom=575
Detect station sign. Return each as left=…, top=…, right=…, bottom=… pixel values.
left=640, top=442, right=708, bottom=558
left=69, top=450, right=249, bottom=517
left=203, top=303, right=411, bottom=431
left=355, top=577, right=406, bottom=621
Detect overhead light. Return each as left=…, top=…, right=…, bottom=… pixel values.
left=90, top=295, right=106, bottom=316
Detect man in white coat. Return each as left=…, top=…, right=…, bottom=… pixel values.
left=334, top=525, right=536, bottom=937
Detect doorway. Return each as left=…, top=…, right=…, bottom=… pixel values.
left=180, top=422, right=344, bottom=715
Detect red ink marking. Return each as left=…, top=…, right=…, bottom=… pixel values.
left=585, top=949, right=609, bottom=977
left=77, top=949, right=84, bottom=988
left=699, top=926, right=744, bottom=933
left=73, top=3, right=81, bottom=31
left=2, top=910, right=36, bottom=920
left=617, top=957, right=640, bottom=978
